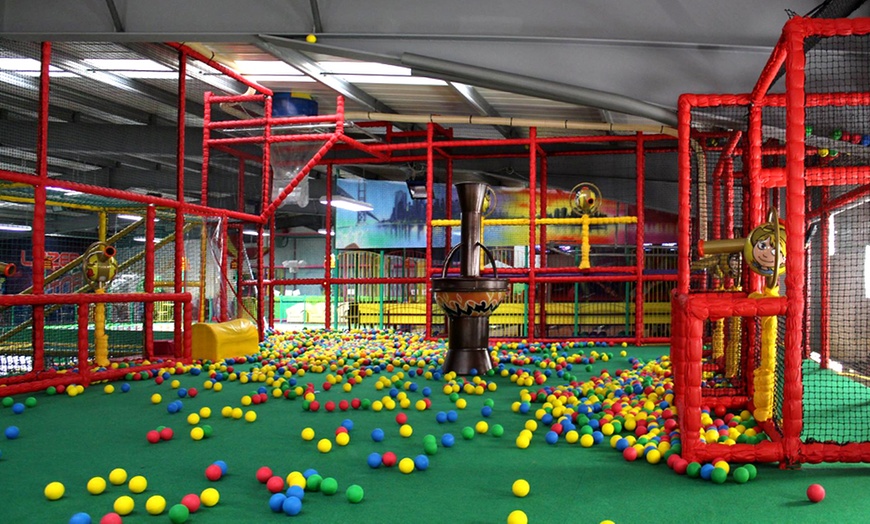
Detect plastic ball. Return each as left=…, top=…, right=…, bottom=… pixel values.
left=733, top=466, right=750, bottom=484
left=269, top=493, right=286, bottom=513
left=301, top=427, right=315, bottom=441
left=336, top=432, right=350, bottom=446
left=69, top=512, right=92, bottom=524
left=108, top=468, right=128, bottom=486
left=5, top=426, right=20, bottom=439
left=145, top=495, right=166, bottom=515
left=367, top=452, right=382, bottom=468
left=205, top=464, right=223, bottom=481
left=491, top=424, right=505, bottom=437
left=744, top=463, right=758, bottom=480
left=399, top=457, right=415, bottom=474
left=286, top=485, right=305, bottom=501
left=282, top=496, right=302, bottom=516
left=399, top=424, right=413, bottom=438
left=128, top=475, right=147, bottom=494
left=461, top=426, right=475, bottom=440
left=414, top=454, right=429, bottom=471
left=44, top=481, right=65, bottom=501
left=200, top=487, right=220, bottom=507
left=190, top=427, right=205, bottom=441
left=512, top=479, right=530, bottom=498
left=151, top=393, right=162, bottom=404
left=120, top=383, right=130, bottom=393
left=168, top=503, right=190, bottom=524
left=441, top=433, right=455, bottom=447
left=256, top=466, right=273, bottom=483
left=622, top=446, right=638, bottom=461
left=807, top=483, right=825, bottom=503
left=700, top=463, right=715, bottom=480
left=371, top=428, right=385, bottom=442
left=267, top=476, right=285, bottom=493
left=646, top=449, right=662, bottom=465
left=320, top=477, right=338, bottom=495
left=160, top=427, right=174, bottom=441
left=507, top=509, right=528, bottom=524
left=305, top=34, right=317, bottom=44
left=99, top=513, right=122, bottom=524
left=686, top=462, right=702, bottom=478
left=87, top=476, right=107, bottom=495
left=711, top=467, right=728, bottom=484
left=245, top=410, right=257, bottom=423
left=180, top=493, right=201, bottom=513
left=317, top=438, right=333, bottom=453
left=113, top=495, right=135, bottom=516
left=306, top=474, right=323, bottom=491
left=346, top=484, right=365, bottom=503
left=11, top=402, right=24, bottom=414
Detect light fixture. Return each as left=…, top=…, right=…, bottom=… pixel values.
left=0, top=224, right=31, bottom=232
left=317, top=228, right=335, bottom=236
left=406, top=179, right=428, bottom=200
left=319, top=195, right=373, bottom=212
left=83, top=59, right=177, bottom=79
left=118, top=214, right=143, bottom=221
left=243, top=229, right=270, bottom=236
left=318, top=61, right=447, bottom=86
left=133, top=236, right=162, bottom=243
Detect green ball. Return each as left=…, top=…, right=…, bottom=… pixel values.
left=321, top=477, right=338, bottom=495
left=743, top=463, right=757, bottom=480
left=1, top=397, right=13, bottom=408
left=491, top=424, right=504, bottom=437
left=360, top=399, right=371, bottom=410
left=686, top=462, right=702, bottom=478
left=46, top=387, right=56, bottom=396
left=422, top=434, right=437, bottom=444
left=202, top=425, right=213, bottom=438
left=461, top=427, right=475, bottom=440
left=306, top=474, right=323, bottom=491
left=711, top=467, right=728, bottom=484
left=449, top=392, right=460, bottom=402
left=424, top=441, right=438, bottom=455
left=24, top=397, right=37, bottom=408
left=484, top=398, right=495, bottom=408
left=168, top=503, right=190, bottom=524
left=732, top=467, right=750, bottom=484
left=585, top=365, right=593, bottom=372
left=346, top=484, right=364, bottom=504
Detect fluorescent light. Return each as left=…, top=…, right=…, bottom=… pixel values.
left=118, top=214, right=143, bottom=221
left=0, top=58, right=74, bottom=77
left=0, top=224, right=32, bottom=232
left=336, top=75, right=446, bottom=86
left=318, top=61, right=446, bottom=85
left=133, top=236, right=162, bottom=243
left=317, top=228, right=335, bottom=236
left=47, top=187, right=84, bottom=196
left=83, top=59, right=177, bottom=79
left=319, top=195, right=373, bottom=212
left=243, top=229, right=270, bottom=236
left=235, top=60, right=305, bottom=76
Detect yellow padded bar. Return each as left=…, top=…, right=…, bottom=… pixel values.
left=191, top=318, right=258, bottom=362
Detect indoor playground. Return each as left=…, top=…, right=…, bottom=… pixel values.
left=2, top=11, right=870, bottom=524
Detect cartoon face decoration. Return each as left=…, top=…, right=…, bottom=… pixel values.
left=743, top=221, right=786, bottom=278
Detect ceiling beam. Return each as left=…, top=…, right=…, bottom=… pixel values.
left=309, top=0, right=324, bottom=34
left=122, top=42, right=250, bottom=95
left=448, top=82, right=512, bottom=139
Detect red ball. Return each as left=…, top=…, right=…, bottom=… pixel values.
left=155, top=376, right=164, bottom=385
left=338, top=400, right=350, bottom=411
left=351, top=398, right=361, bottom=409
left=146, top=430, right=161, bottom=444
left=205, top=464, right=223, bottom=481
left=395, top=413, right=408, bottom=425
left=266, top=475, right=285, bottom=493
left=187, top=387, right=198, bottom=398
left=258, top=393, right=268, bottom=403
left=322, top=382, right=332, bottom=391
left=550, top=423, right=563, bottom=435
left=622, top=447, right=638, bottom=462
left=56, top=384, right=66, bottom=394
left=325, top=401, right=336, bottom=412
left=159, top=427, right=174, bottom=441
left=309, top=400, right=320, bottom=412
left=181, top=493, right=201, bottom=513
left=673, top=458, right=689, bottom=475
left=100, top=513, right=123, bottom=524
left=381, top=451, right=398, bottom=467
left=714, top=404, right=727, bottom=417
left=807, top=483, right=825, bottom=503
left=252, top=395, right=262, bottom=405
left=335, top=426, right=349, bottom=435
left=256, top=466, right=273, bottom=484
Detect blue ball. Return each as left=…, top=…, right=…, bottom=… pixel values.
left=592, top=431, right=604, bottom=444
left=367, top=452, right=382, bottom=468
left=120, top=383, right=131, bottom=393
left=422, top=387, right=432, bottom=397
left=69, top=512, right=92, bottom=524
left=5, top=426, right=20, bottom=439
left=341, top=419, right=354, bottom=431
left=541, top=413, right=554, bottom=425
left=286, top=485, right=305, bottom=500
left=212, top=460, right=228, bottom=475
left=435, top=412, right=448, bottom=424
left=282, top=496, right=302, bottom=516
left=190, top=367, right=201, bottom=376
left=700, top=463, right=715, bottom=480
left=257, top=386, right=267, bottom=395
left=177, top=388, right=187, bottom=398
left=303, top=468, right=319, bottom=479
left=371, top=428, right=385, bottom=442
left=408, top=382, right=418, bottom=392
left=519, top=402, right=530, bottom=414
left=269, top=493, right=286, bottom=513
left=11, top=403, right=25, bottom=414
left=446, top=410, right=458, bottom=423
left=389, top=387, right=399, bottom=398
left=545, top=431, right=559, bottom=445
left=480, top=406, right=493, bottom=418
left=414, top=455, right=429, bottom=471
left=167, top=402, right=179, bottom=414
left=615, top=438, right=629, bottom=452
left=441, top=433, right=455, bottom=448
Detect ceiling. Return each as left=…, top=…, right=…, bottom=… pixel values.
left=0, top=0, right=868, bottom=235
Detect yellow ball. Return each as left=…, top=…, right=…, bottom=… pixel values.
left=187, top=413, right=201, bottom=425
left=231, top=407, right=243, bottom=419
left=399, top=424, right=413, bottom=438
left=241, top=395, right=252, bottom=406
left=515, top=436, right=530, bottom=449
left=645, top=449, right=662, bottom=464
left=475, top=421, right=489, bottom=434
left=200, top=487, right=220, bottom=507
left=524, top=420, right=538, bottom=432
left=114, top=495, right=135, bottom=516
left=87, top=476, right=107, bottom=495
left=305, top=34, right=317, bottom=43
left=213, top=382, right=223, bottom=392
left=103, top=385, right=115, bottom=394
left=128, top=475, right=147, bottom=494
left=415, top=399, right=427, bottom=411
left=170, top=379, right=180, bottom=389
left=714, top=460, right=730, bottom=474
left=336, top=432, right=350, bottom=446
left=455, top=398, right=467, bottom=409
left=511, top=479, right=530, bottom=497
left=398, top=457, right=415, bottom=474
left=580, top=434, right=595, bottom=448
left=286, top=471, right=306, bottom=488
left=317, top=438, right=333, bottom=453
left=199, top=407, right=212, bottom=418
left=245, top=410, right=257, bottom=423
left=108, top=468, right=128, bottom=486
left=145, top=494, right=166, bottom=515
left=301, top=427, right=315, bottom=441
left=221, top=406, right=233, bottom=417
left=67, top=387, right=78, bottom=397
left=150, top=393, right=162, bottom=404
left=190, top=427, right=205, bottom=441
left=507, top=509, right=528, bottom=524
left=44, top=481, right=65, bottom=501
left=565, top=430, right=580, bottom=444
